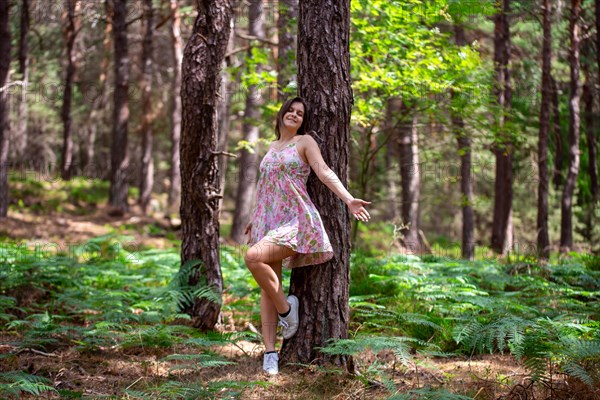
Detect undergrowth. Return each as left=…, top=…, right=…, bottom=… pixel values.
left=0, top=234, right=599, bottom=399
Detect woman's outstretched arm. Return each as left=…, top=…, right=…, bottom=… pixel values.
left=302, top=135, right=371, bottom=222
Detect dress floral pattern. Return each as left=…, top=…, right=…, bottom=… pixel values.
left=249, top=140, right=334, bottom=269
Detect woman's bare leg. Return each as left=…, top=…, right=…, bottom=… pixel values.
left=261, top=260, right=282, bottom=352
left=244, top=238, right=296, bottom=313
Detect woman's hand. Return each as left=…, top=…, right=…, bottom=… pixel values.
left=348, top=199, right=372, bottom=222
left=244, top=221, right=252, bottom=236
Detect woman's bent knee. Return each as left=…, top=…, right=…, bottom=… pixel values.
left=244, top=247, right=262, bottom=267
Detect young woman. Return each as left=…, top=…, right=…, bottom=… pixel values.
left=244, top=97, right=371, bottom=375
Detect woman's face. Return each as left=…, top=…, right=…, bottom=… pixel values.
left=283, top=102, right=305, bottom=132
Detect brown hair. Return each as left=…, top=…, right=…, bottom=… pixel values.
left=275, top=97, right=309, bottom=140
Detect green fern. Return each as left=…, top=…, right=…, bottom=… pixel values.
left=387, top=387, right=473, bottom=399
left=0, top=371, right=57, bottom=398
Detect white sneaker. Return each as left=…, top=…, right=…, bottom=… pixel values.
left=278, top=295, right=299, bottom=339
left=263, top=352, right=278, bottom=375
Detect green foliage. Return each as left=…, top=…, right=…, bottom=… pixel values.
left=0, top=371, right=57, bottom=398
left=388, top=387, right=474, bottom=400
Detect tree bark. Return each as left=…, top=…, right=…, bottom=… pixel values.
left=138, top=0, right=154, bottom=213
left=582, top=67, right=598, bottom=204
left=385, top=98, right=400, bottom=223
left=491, top=0, right=513, bottom=256
left=451, top=25, right=474, bottom=260
left=0, top=0, right=11, bottom=218
left=537, top=0, right=552, bottom=259
left=108, top=0, right=130, bottom=213
left=60, top=0, right=80, bottom=180
left=231, top=0, right=264, bottom=243
left=281, top=0, right=353, bottom=366
left=167, top=0, right=183, bottom=214
left=14, top=0, right=29, bottom=160
left=399, top=109, right=421, bottom=253
left=551, top=75, right=564, bottom=190
left=277, top=0, right=298, bottom=101
left=217, top=23, right=234, bottom=215
left=180, top=0, right=232, bottom=330
left=560, top=0, right=582, bottom=252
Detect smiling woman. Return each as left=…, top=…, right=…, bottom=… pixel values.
left=241, top=97, right=372, bottom=375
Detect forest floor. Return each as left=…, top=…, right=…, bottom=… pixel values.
left=1, top=187, right=599, bottom=399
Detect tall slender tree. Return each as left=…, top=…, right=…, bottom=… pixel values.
left=537, top=0, right=552, bottom=259
left=551, top=76, right=564, bottom=190
left=452, top=25, right=474, bottom=261
left=491, top=0, right=513, bottom=256
left=398, top=109, right=421, bottom=252
left=281, top=0, right=353, bottom=365
left=277, top=0, right=298, bottom=100
left=180, top=0, right=232, bottom=330
left=231, top=0, right=264, bottom=243
left=15, top=0, right=29, bottom=159
left=167, top=0, right=183, bottom=214
left=60, top=0, right=81, bottom=180
left=560, top=0, right=582, bottom=252
left=138, top=0, right=154, bottom=213
left=0, top=0, right=11, bottom=218
left=108, top=0, right=130, bottom=213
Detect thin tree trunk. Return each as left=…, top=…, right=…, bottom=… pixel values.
left=60, top=0, right=80, bottom=180
left=84, top=8, right=111, bottom=174
left=217, top=24, right=234, bottom=215
left=0, top=0, right=11, bottom=218
left=551, top=76, right=564, bottom=190
left=398, top=109, right=420, bottom=253
left=282, top=0, right=353, bottom=366
left=167, top=0, right=182, bottom=214
left=180, top=0, right=232, bottom=330
left=451, top=25, right=474, bottom=260
left=582, top=65, right=597, bottom=243
left=108, top=0, right=130, bottom=213
left=582, top=69, right=598, bottom=203
left=537, top=0, right=552, bottom=259
left=15, top=0, right=29, bottom=160
left=491, top=0, right=513, bottom=256
left=560, top=0, right=582, bottom=252
left=138, top=0, right=154, bottom=213
left=385, top=98, right=400, bottom=223
left=277, top=0, right=298, bottom=101
left=231, top=0, right=264, bottom=243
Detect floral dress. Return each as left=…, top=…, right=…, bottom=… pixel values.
left=249, top=139, right=334, bottom=269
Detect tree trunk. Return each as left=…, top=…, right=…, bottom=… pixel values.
left=108, top=0, right=130, bottom=213
left=231, top=0, right=264, bottom=243
left=537, top=0, right=552, bottom=259
left=582, top=69, right=598, bottom=204
left=138, top=0, right=154, bottom=213
left=551, top=76, right=564, bottom=190
left=0, top=0, right=11, bottom=218
left=491, top=0, right=513, bottom=256
left=385, top=98, right=400, bottom=223
left=451, top=25, right=474, bottom=260
left=180, top=0, right=232, bottom=330
left=167, top=0, right=183, bottom=214
left=14, top=0, right=29, bottom=160
left=216, top=24, right=234, bottom=215
left=281, top=0, right=352, bottom=366
left=582, top=65, right=597, bottom=244
left=277, top=0, right=298, bottom=101
left=84, top=8, right=111, bottom=174
left=560, top=0, right=582, bottom=252
left=398, top=109, right=420, bottom=253
left=60, top=0, right=80, bottom=180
